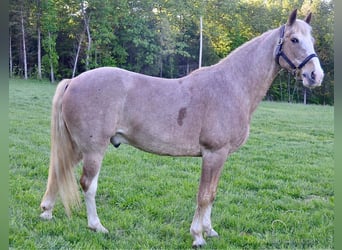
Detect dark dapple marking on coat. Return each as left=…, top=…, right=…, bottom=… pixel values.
left=177, top=107, right=187, bottom=126
left=40, top=10, right=323, bottom=247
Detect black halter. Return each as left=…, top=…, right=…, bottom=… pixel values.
left=275, top=25, right=317, bottom=73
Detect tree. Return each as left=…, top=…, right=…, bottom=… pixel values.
left=41, top=0, right=59, bottom=82
left=9, top=27, right=13, bottom=78
left=36, top=0, right=42, bottom=79
left=20, top=5, right=28, bottom=79
left=199, top=16, right=203, bottom=68
left=81, top=0, right=91, bottom=70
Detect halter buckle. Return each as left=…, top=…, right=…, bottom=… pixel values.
left=277, top=38, right=284, bottom=45
left=291, top=68, right=299, bottom=77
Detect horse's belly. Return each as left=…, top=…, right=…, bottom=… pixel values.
left=112, top=128, right=202, bottom=157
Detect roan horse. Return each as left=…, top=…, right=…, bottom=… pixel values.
left=40, top=9, right=324, bottom=247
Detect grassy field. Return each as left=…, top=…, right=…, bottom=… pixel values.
left=9, top=78, right=334, bottom=249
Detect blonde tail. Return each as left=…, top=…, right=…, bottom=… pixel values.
left=49, top=79, right=81, bottom=216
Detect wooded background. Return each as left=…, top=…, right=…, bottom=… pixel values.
left=9, top=0, right=334, bottom=105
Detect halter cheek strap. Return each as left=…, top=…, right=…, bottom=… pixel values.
left=275, top=25, right=317, bottom=73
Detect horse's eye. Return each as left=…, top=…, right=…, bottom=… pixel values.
left=291, top=38, right=299, bottom=43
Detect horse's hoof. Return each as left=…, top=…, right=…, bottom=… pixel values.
left=97, top=226, right=109, bottom=233
left=206, top=228, right=219, bottom=238
left=40, top=210, right=53, bottom=220
left=192, top=238, right=206, bottom=248
left=89, top=223, right=109, bottom=233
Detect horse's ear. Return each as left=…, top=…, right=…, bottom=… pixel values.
left=304, top=12, right=312, bottom=24
left=287, top=9, right=297, bottom=26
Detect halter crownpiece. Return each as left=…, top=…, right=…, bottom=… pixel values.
left=275, top=25, right=317, bottom=74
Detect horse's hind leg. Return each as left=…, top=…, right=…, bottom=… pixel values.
left=40, top=164, right=59, bottom=219
left=190, top=148, right=228, bottom=247
left=40, top=151, right=82, bottom=219
left=80, top=152, right=108, bottom=233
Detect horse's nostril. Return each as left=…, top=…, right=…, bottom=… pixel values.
left=311, top=71, right=316, bottom=80
left=302, top=73, right=307, bottom=79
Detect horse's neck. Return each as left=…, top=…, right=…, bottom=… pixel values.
left=221, top=28, right=281, bottom=114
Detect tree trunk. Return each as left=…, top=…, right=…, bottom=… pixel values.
left=50, top=62, right=54, bottom=82
left=37, top=0, right=42, bottom=79
left=279, top=75, right=283, bottom=101
left=159, top=56, right=163, bottom=77
left=21, top=8, right=28, bottom=79
left=199, top=16, right=203, bottom=68
left=303, top=87, right=307, bottom=105
left=37, top=26, right=42, bottom=79
left=81, top=0, right=91, bottom=70
left=287, top=72, right=291, bottom=103
left=72, top=35, right=83, bottom=78
left=48, top=32, right=55, bottom=82
left=9, top=32, right=12, bottom=78
left=187, top=59, right=190, bottom=75
left=85, top=18, right=91, bottom=70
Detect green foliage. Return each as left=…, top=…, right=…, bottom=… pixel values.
left=9, top=79, right=334, bottom=248
left=41, top=33, right=59, bottom=73
left=40, top=0, right=59, bottom=81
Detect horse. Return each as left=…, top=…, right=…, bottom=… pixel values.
left=40, top=9, right=324, bottom=247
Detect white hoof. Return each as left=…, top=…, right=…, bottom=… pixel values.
left=192, top=237, right=206, bottom=248
left=96, top=225, right=109, bottom=233
left=89, top=223, right=109, bottom=233
left=206, top=228, right=219, bottom=238
left=40, top=210, right=53, bottom=220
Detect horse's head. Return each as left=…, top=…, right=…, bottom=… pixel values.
left=276, top=9, right=324, bottom=88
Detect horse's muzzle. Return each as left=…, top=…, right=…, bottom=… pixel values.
left=302, top=66, right=324, bottom=88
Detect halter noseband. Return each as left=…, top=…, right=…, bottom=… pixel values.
left=275, top=25, right=317, bottom=74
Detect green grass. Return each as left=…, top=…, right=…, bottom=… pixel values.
left=9, top=79, right=334, bottom=249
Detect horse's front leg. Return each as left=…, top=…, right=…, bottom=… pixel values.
left=190, top=148, right=228, bottom=247
left=80, top=153, right=108, bottom=233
